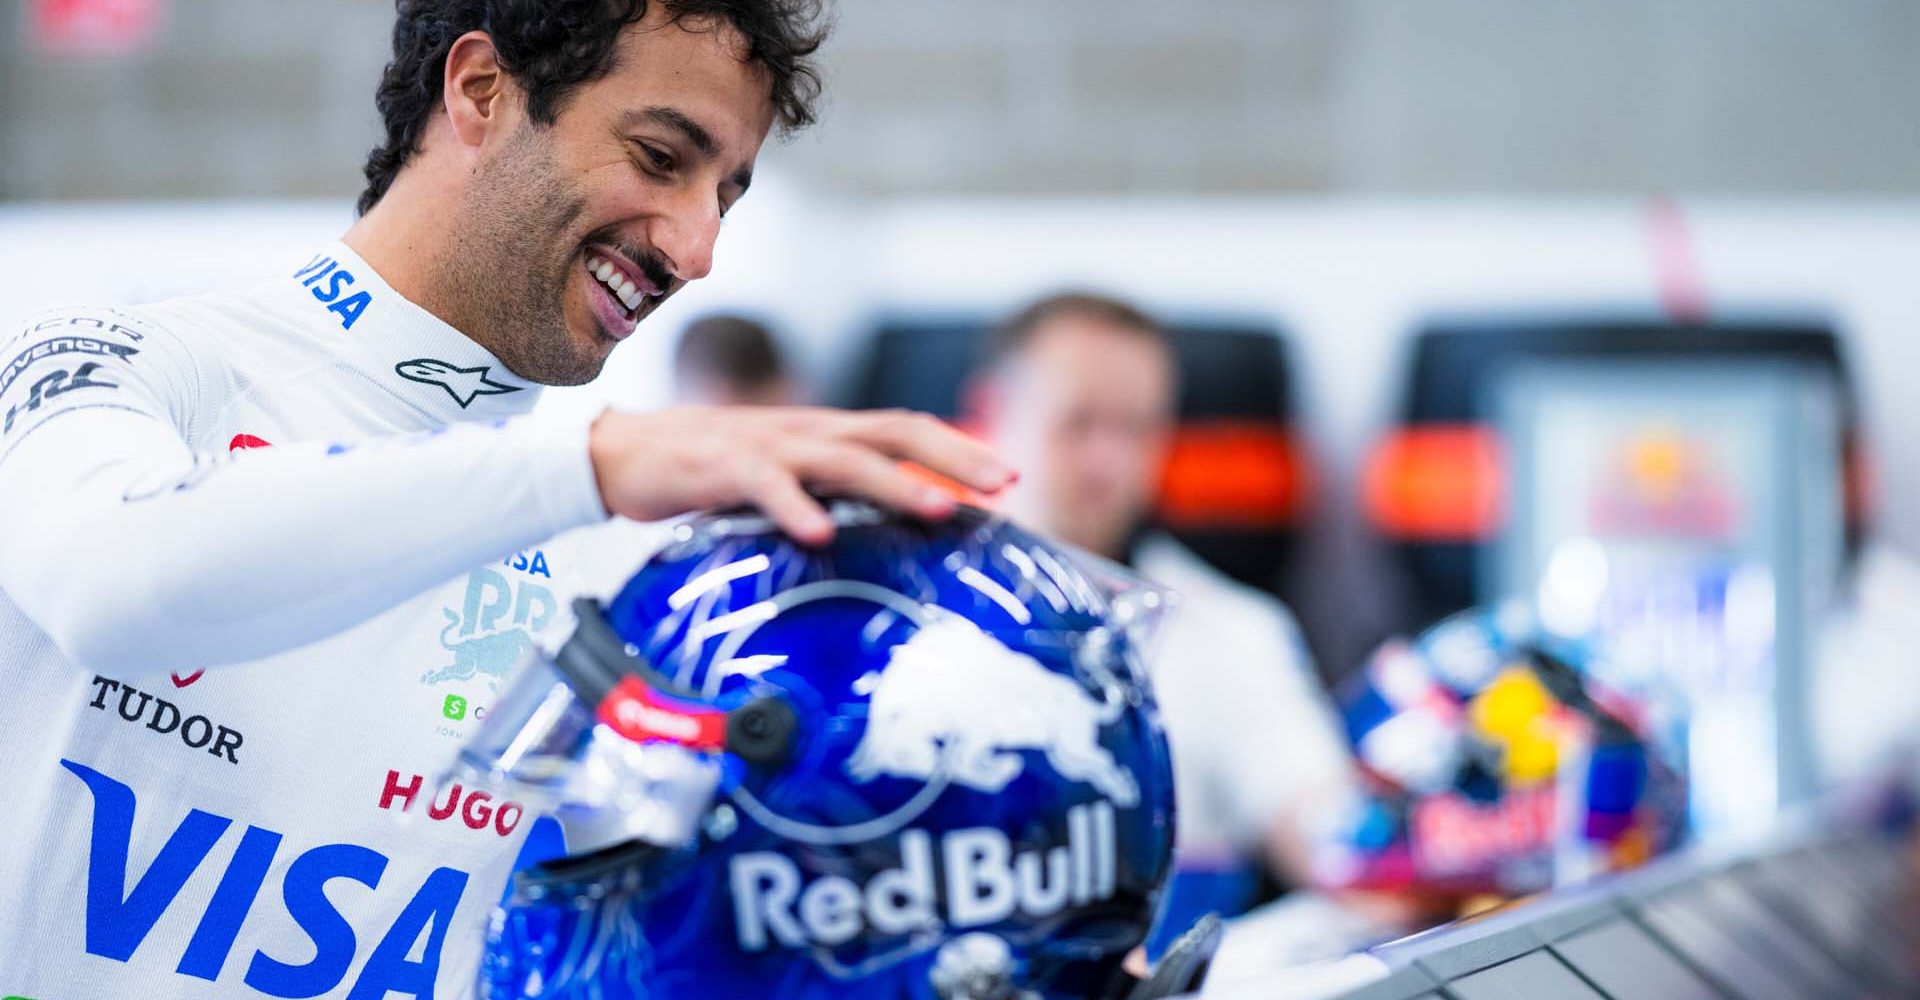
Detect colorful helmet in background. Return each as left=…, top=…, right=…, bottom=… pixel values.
left=460, top=503, right=1186, bottom=999
left=1322, top=605, right=1684, bottom=898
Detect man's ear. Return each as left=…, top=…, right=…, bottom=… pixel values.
left=443, top=30, right=513, bottom=150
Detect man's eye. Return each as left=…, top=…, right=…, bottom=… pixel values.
left=637, top=143, right=675, bottom=172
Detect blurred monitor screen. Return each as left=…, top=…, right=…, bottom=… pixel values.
left=1379, top=318, right=1862, bottom=629
left=1491, top=358, right=1844, bottom=837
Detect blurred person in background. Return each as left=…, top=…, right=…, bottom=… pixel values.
left=671, top=311, right=800, bottom=406
left=570, top=312, right=805, bottom=583
left=0, top=2, right=1021, bottom=998
left=965, top=292, right=1358, bottom=911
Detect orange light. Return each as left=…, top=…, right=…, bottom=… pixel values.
left=1155, top=422, right=1312, bottom=529
left=1844, top=433, right=1875, bottom=525
left=1364, top=425, right=1505, bottom=540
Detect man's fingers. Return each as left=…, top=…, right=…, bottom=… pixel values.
left=739, top=459, right=834, bottom=546
left=838, top=410, right=1016, bottom=493
left=596, top=407, right=1013, bottom=541
left=786, top=439, right=957, bottom=520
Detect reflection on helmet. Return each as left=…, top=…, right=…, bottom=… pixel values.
left=478, top=504, right=1177, bottom=999
left=1323, top=605, right=1685, bottom=899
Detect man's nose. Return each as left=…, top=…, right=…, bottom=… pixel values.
left=650, top=193, right=720, bottom=283
left=1088, top=425, right=1143, bottom=465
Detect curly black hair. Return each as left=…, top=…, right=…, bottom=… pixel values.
left=358, top=0, right=828, bottom=216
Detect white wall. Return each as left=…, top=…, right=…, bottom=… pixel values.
left=12, top=0, right=1920, bottom=200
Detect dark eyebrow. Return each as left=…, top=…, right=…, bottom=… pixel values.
left=632, top=106, right=715, bottom=157
left=624, top=106, right=753, bottom=191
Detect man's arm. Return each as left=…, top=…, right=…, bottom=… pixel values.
left=0, top=306, right=606, bottom=673
left=0, top=309, right=1012, bottom=676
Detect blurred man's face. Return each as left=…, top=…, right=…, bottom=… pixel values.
left=989, top=315, right=1177, bottom=558
left=439, top=8, right=775, bottom=385
left=674, top=372, right=798, bottom=407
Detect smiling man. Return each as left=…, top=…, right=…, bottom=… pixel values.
left=0, top=2, right=1014, bottom=998
left=350, top=0, right=781, bottom=387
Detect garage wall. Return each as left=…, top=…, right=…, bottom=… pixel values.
left=5, top=0, right=1918, bottom=199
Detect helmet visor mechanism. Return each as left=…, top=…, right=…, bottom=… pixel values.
left=451, top=592, right=800, bottom=894
left=459, top=502, right=1196, bottom=999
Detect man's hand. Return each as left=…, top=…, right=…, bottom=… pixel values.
left=588, top=407, right=1016, bottom=544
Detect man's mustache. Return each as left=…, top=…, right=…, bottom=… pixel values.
left=596, top=238, right=676, bottom=295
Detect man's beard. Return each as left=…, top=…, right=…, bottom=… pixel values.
left=430, top=125, right=602, bottom=386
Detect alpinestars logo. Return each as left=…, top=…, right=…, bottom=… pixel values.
left=394, top=359, right=521, bottom=409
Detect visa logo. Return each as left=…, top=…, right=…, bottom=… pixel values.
left=501, top=548, right=551, bottom=578
left=292, top=253, right=373, bottom=331
left=61, top=759, right=469, bottom=999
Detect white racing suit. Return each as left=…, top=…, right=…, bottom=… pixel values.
left=0, top=242, right=613, bottom=999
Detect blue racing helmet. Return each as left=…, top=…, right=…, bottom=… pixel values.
left=458, top=503, right=1196, bottom=999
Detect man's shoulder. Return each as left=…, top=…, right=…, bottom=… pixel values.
left=10, top=291, right=231, bottom=354
left=1134, top=532, right=1297, bottom=625
left=6, top=282, right=323, bottom=381
left=7, top=302, right=176, bottom=350
left=0, top=304, right=199, bottom=413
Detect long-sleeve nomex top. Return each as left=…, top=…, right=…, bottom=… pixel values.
left=0, top=241, right=612, bottom=999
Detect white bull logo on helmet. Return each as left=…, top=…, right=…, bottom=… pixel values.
left=846, top=610, right=1139, bottom=806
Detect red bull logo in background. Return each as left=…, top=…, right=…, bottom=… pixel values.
left=1590, top=426, right=1738, bottom=539
left=847, top=610, right=1138, bottom=806
left=1411, top=785, right=1557, bottom=876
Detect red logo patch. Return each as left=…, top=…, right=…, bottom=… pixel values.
left=170, top=669, right=205, bottom=688
left=228, top=433, right=272, bottom=452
